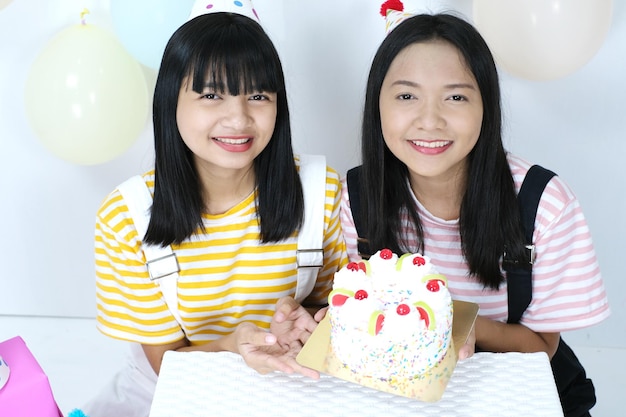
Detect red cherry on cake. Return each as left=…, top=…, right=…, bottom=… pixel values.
left=426, top=279, right=441, bottom=292
left=346, top=261, right=367, bottom=273
left=346, top=262, right=360, bottom=271
left=396, top=303, right=411, bottom=315
left=413, top=256, right=426, bottom=266
left=354, top=289, right=368, bottom=300
left=380, top=249, right=393, bottom=260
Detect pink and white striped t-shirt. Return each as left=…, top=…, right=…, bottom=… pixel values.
left=339, top=154, right=610, bottom=333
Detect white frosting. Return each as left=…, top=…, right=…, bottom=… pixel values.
left=328, top=249, right=453, bottom=379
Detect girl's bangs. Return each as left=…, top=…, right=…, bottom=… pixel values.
left=188, top=37, right=281, bottom=95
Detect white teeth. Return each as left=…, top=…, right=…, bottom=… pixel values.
left=411, top=140, right=449, bottom=148
left=214, top=137, right=251, bottom=144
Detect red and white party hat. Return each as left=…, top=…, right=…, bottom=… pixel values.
left=188, top=0, right=260, bottom=23
left=380, top=0, right=414, bottom=34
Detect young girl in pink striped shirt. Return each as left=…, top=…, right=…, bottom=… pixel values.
left=340, top=10, right=609, bottom=417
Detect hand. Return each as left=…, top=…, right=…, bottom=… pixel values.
left=458, top=322, right=476, bottom=360
left=234, top=322, right=320, bottom=379
left=270, top=296, right=319, bottom=350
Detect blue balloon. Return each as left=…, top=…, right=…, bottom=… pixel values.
left=111, top=0, right=195, bottom=69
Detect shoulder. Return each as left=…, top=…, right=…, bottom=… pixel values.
left=507, top=153, right=577, bottom=207
left=96, top=170, right=155, bottom=226
left=507, top=153, right=583, bottom=236
left=507, top=153, right=535, bottom=190
left=295, top=154, right=341, bottom=191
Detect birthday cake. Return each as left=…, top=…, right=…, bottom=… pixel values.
left=327, top=249, right=454, bottom=391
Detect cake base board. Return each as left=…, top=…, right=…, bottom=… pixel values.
left=297, top=299, right=479, bottom=401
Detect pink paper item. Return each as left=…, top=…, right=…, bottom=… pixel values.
left=0, top=336, right=63, bottom=417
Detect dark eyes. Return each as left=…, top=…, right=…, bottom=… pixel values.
left=249, top=94, right=270, bottom=101
left=396, top=94, right=468, bottom=102
left=200, top=93, right=270, bottom=101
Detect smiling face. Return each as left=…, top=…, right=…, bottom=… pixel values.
left=379, top=40, right=483, bottom=184
left=176, top=75, right=277, bottom=176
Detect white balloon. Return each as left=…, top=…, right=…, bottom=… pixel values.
left=473, top=0, right=613, bottom=81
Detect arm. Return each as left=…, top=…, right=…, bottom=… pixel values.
left=475, top=316, right=560, bottom=358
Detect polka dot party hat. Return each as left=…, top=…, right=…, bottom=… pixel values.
left=188, top=0, right=260, bottom=23
left=380, top=0, right=414, bottom=34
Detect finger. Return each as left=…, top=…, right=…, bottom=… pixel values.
left=274, top=296, right=300, bottom=322
left=287, top=329, right=310, bottom=346
left=458, top=343, right=475, bottom=360
left=313, top=306, right=328, bottom=322
left=270, top=351, right=317, bottom=377
left=241, top=349, right=294, bottom=375
left=239, top=322, right=277, bottom=346
left=287, top=358, right=320, bottom=379
left=299, top=330, right=311, bottom=345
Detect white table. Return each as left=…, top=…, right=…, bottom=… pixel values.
left=149, top=351, right=563, bottom=417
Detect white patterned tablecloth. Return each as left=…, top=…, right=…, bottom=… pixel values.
left=149, top=351, right=563, bottom=417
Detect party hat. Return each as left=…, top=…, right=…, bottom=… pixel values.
left=188, top=0, right=260, bottom=23
left=380, top=0, right=413, bottom=34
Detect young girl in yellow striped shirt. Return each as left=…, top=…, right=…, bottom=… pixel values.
left=85, top=3, right=346, bottom=416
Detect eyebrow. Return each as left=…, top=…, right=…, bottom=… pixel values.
left=391, top=80, right=477, bottom=90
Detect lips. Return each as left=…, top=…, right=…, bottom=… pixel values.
left=409, top=139, right=452, bottom=155
left=213, top=137, right=252, bottom=145
left=410, top=140, right=451, bottom=148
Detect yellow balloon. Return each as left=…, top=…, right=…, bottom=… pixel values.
left=25, top=22, right=149, bottom=165
left=0, top=0, right=13, bottom=10
left=473, top=0, right=613, bottom=81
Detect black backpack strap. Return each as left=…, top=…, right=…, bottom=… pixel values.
left=504, top=164, right=556, bottom=324
left=346, top=166, right=372, bottom=257
left=506, top=166, right=596, bottom=416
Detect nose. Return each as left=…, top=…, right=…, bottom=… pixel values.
left=415, top=100, right=445, bottom=130
left=221, top=96, right=252, bottom=129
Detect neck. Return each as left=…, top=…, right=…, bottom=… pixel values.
left=197, top=165, right=256, bottom=215
left=409, top=172, right=465, bottom=221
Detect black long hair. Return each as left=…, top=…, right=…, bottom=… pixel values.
left=359, top=13, right=525, bottom=289
left=144, top=12, right=303, bottom=246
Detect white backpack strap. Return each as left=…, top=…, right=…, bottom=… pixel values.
left=295, top=154, right=326, bottom=303
left=117, top=175, right=182, bottom=325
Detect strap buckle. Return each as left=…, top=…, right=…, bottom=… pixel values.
left=526, top=244, right=536, bottom=265
left=296, top=249, right=323, bottom=268
left=147, top=253, right=180, bottom=281
left=502, top=244, right=535, bottom=270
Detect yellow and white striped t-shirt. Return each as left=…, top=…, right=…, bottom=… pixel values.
left=95, top=166, right=346, bottom=346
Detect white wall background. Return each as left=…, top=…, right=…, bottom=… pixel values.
left=1, top=0, right=624, bottom=356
